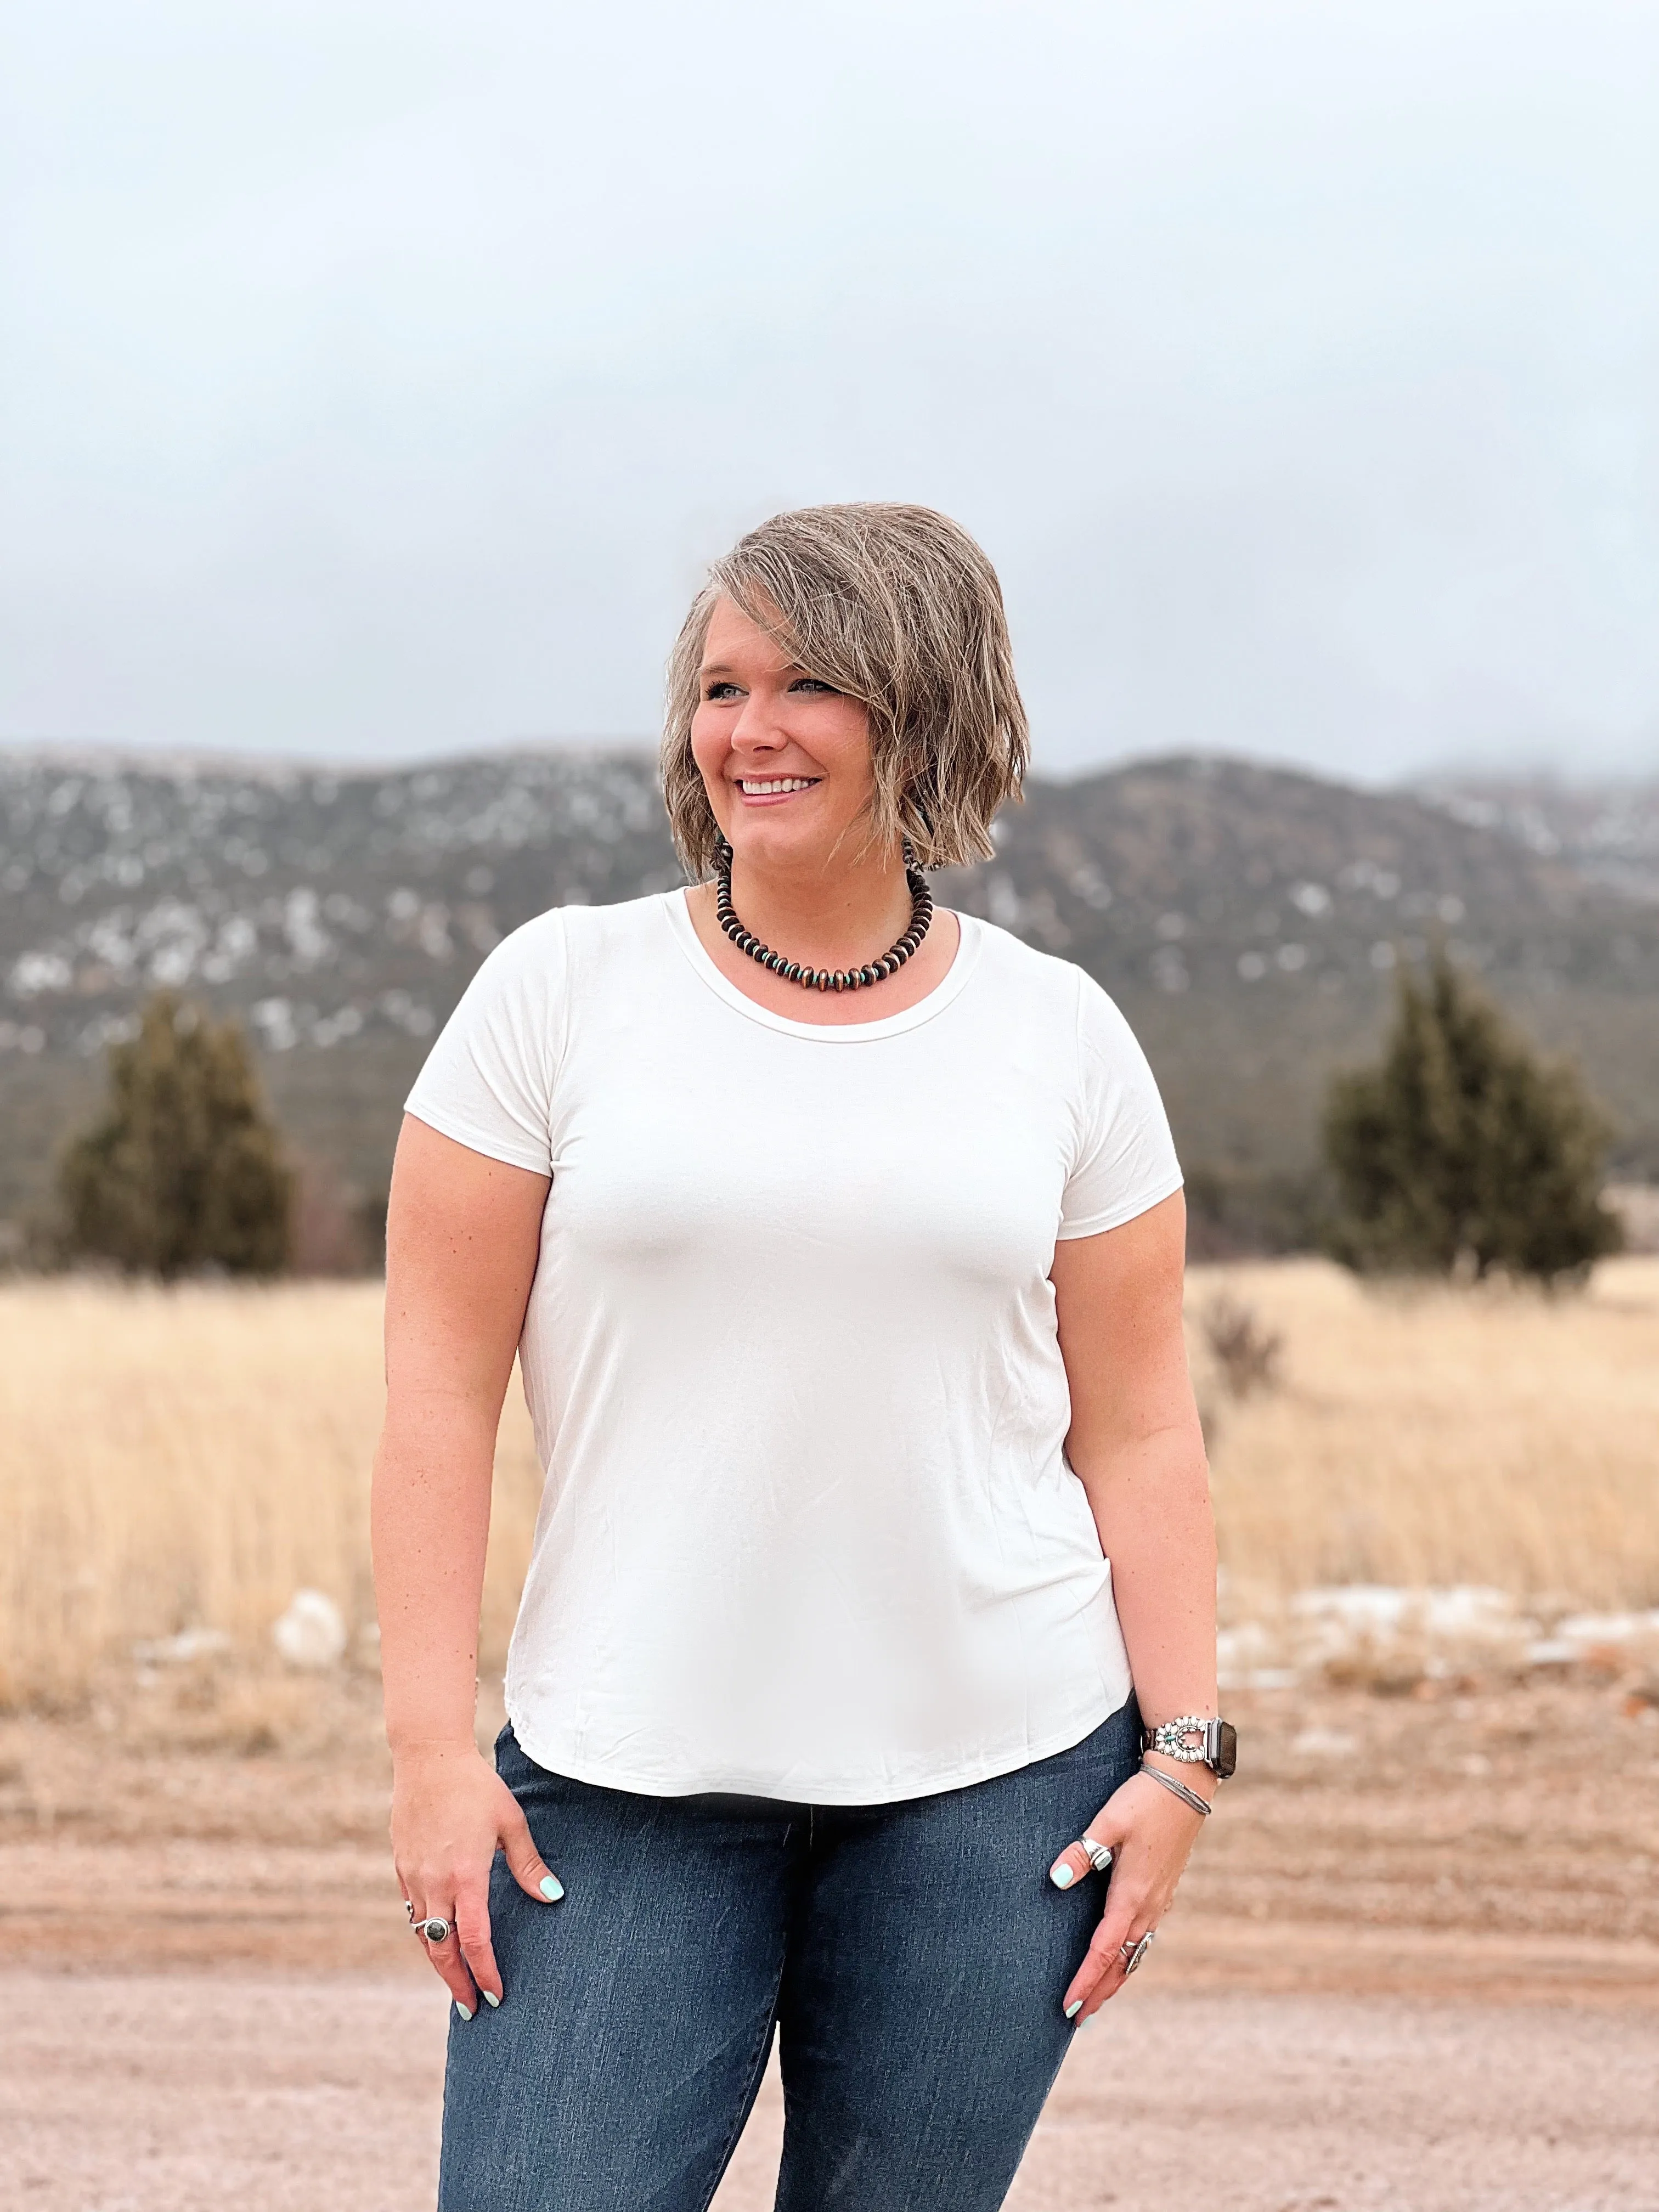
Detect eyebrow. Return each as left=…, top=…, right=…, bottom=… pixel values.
left=698, top=657, right=805, bottom=679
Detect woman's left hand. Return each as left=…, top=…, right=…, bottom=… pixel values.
left=1048, top=1766, right=1211, bottom=2022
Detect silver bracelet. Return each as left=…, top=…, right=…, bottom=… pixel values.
left=1141, top=1762, right=1212, bottom=1818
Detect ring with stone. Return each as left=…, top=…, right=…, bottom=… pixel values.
left=1080, top=1835, right=1114, bottom=1875
left=415, top=1916, right=452, bottom=1944
left=1119, top=1929, right=1155, bottom=1974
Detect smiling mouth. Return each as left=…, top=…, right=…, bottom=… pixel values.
left=737, top=776, right=821, bottom=796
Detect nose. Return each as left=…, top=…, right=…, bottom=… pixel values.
left=729, top=689, right=788, bottom=757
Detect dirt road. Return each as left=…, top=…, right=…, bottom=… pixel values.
left=5, top=1971, right=1658, bottom=2211
left=4, top=1672, right=1656, bottom=2209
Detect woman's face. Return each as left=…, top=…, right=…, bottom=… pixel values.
left=691, top=596, right=877, bottom=871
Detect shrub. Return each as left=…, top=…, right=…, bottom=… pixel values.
left=1200, top=1293, right=1284, bottom=1398
left=1323, top=953, right=1622, bottom=1284
left=57, top=993, right=292, bottom=1278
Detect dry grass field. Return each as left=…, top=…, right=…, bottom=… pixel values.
left=0, top=1277, right=540, bottom=1716
left=1190, top=1255, right=1659, bottom=1611
left=2, top=1257, right=1657, bottom=1722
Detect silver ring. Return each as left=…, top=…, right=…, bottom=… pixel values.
left=1119, top=1929, right=1155, bottom=1975
left=1080, top=1835, right=1114, bottom=1875
left=415, top=1916, right=452, bottom=1944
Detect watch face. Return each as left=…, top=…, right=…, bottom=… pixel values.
left=1213, top=1720, right=1238, bottom=1779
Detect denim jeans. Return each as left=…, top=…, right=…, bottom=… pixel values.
left=439, top=1696, right=1140, bottom=2211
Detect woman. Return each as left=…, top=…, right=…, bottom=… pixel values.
left=373, top=503, right=1228, bottom=2212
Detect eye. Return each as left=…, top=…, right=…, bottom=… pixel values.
left=703, top=680, right=742, bottom=701
left=788, top=676, right=838, bottom=695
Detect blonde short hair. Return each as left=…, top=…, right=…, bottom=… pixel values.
left=661, top=503, right=1029, bottom=877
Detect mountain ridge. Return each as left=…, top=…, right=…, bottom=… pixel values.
left=3, top=748, right=1655, bottom=1245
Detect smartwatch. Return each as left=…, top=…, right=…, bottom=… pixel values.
left=1142, top=1716, right=1238, bottom=1780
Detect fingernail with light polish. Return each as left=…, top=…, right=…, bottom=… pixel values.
left=1049, top=1863, right=1075, bottom=1889
left=539, top=1875, right=565, bottom=1901
left=455, top=2002, right=473, bottom=2022
left=482, top=1991, right=500, bottom=2009
left=1064, top=1999, right=1083, bottom=2019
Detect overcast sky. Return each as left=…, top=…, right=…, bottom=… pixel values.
left=2, top=1, right=1656, bottom=783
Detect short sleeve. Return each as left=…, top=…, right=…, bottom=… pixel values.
left=402, top=910, right=569, bottom=1175
left=1056, top=969, right=1184, bottom=1239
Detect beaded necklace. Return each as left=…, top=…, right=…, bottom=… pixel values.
left=714, top=838, right=933, bottom=994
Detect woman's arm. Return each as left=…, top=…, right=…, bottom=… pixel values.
left=1047, top=1188, right=1218, bottom=2019
left=371, top=1114, right=564, bottom=2018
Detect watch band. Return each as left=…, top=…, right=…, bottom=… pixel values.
left=1143, top=1716, right=1238, bottom=1779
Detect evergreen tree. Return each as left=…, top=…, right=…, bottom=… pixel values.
left=1323, top=954, right=1622, bottom=1283
left=58, top=992, right=293, bottom=1278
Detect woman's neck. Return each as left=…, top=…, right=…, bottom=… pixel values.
left=724, top=847, right=915, bottom=974
left=683, top=845, right=961, bottom=1028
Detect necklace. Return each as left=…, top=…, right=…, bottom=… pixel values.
left=714, top=838, right=934, bottom=993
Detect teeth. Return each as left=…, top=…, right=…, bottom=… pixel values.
left=740, top=777, right=816, bottom=794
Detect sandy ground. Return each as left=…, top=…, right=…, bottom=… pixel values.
left=5, top=1974, right=1659, bottom=2212
left=3, top=1673, right=1657, bottom=2209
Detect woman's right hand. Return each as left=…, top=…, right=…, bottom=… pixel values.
left=391, top=1740, right=565, bottom=2018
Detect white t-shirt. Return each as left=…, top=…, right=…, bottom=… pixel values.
left=404, top=890, right=1183, bottom=1804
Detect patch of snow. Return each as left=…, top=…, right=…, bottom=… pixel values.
left=1217, top=1623, right=1273, bottom=1671
left=1291, top=1584, right=1517, bottom=1637
left=10, top=950, right=72, bottom=996
left=1289, top=1584, right=1525, bottom=1664
left=1554, top=1611, right=1659, bottom=1645
left=312, top=1006, right=364, bottom=1047
left=272, top=1589, right=347, bottom=1669
left=252, top=996, right=298, bottom=1051
left=132, top=1627, right=232, bottom=1666
left=283, top=886, right=334, bottom=966
left=1291, top=1728, right=1358, bottom=1758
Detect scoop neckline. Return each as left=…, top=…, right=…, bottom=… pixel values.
left=664, top=889, right=982, bottom=1042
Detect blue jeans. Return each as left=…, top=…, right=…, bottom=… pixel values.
left=439, top=1697, right=1141, bottom=2211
